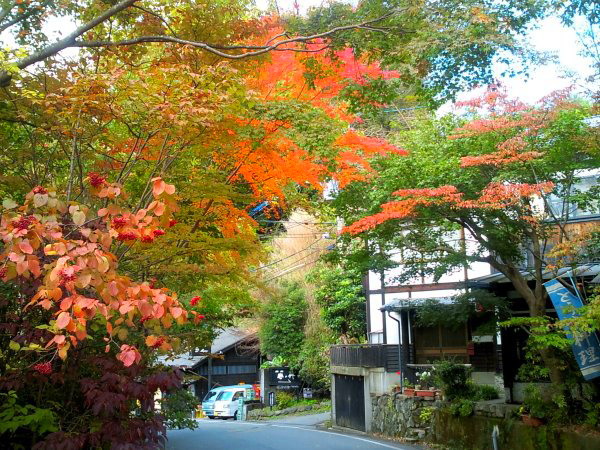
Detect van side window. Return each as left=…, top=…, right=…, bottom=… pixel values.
left=232, top=391, right=243, bottom=401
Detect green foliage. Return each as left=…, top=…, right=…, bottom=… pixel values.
left=275, top=391, right=296, bottom=409
left=0, top=391, right=58, bottom=437
left=159, top=388, right=199, bottom=430
left=419, top=406, right=435, bottom=423
left=308, top=264, right=366, bottom=340
left=523, top=385, right=551, bottom=420
left=470, top=384, right=499, bottom=401
left=289, top=0, right=548, bottom=106
left=415, top=290, right=508, bottom=330
left=297, top=330, right=333, bottom=390
left=259, top=282, right=307, bottom=368
left=434, top=360, right=472, bottom=400
left=449, top=399, right=475, bottom=417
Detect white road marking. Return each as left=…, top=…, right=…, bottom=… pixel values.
left=195, top=420, right=406, bottom=448
left=269, top=424, right=403, bottom=449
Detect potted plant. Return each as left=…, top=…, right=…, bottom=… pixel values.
left=519, top=406, right=544, bottom=427
left=401, top=380, right=414, bottom=396
left=520, top=386, right=547, bottom=427
left=415, top=389, right=436, bottom=397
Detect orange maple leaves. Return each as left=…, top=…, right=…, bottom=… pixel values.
left=0, top=178, right=197, bottom=366
left=343, top=182, right=555, bottom=235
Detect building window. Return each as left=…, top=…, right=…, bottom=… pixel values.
left=227, top=365, right=257, bottom=375
left=212, top=365, right=227, bottom=375
left=369, top=331, right=384, bottom=344
left=414, top=324, right=468, bottom=363
left=547, top=175, right=599, bottom=221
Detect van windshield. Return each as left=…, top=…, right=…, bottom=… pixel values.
left=203, top=390, right=220, bottom=402
left=216, top=391, right=233, bottom=401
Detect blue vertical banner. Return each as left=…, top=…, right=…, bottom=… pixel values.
left=544, top=279, right=600, bottom=381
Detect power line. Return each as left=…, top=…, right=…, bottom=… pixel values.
left=250, top=237, right=324, bottom=272
left=263, top=257, right=324, bottom=283
left=263, top=245, right=329, bottom=275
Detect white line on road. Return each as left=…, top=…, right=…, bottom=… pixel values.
left=269, top=424, right=404, bottom=449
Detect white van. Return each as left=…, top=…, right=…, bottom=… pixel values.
left=212, top=386, right=246, bottom=420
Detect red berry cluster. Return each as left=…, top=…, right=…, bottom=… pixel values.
left=88, top=172, right=107, bottom=188
left=111, top=216, right=128, bottom=229
left=140, top=315, right=151, bottom=324
left=33, top=362, right=52, bottom=375
left=12, top=215, right=36, bottom=231
left=152, top=229, right=165, bottom=237
left=190, top=296, right=201, bottom=306
left=140, top=235, right=154, bottom=243
left=32, top=186, right=48, bottom=195
left=0, top=267, right=7, bottom=279
left=117, top=231, right=137, bottom=241
left=169, top=219, right=178, bottom=227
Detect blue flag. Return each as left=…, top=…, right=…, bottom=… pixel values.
left=544, top=279, right=600, bottom=381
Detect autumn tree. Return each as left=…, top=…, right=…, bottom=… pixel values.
left=336, top=88, right=599, bottom=385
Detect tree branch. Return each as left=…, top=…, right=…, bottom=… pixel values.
left=0, top=1, right=16, bottom=24
left=0, top=0, right=139, bottom=87
left=69, top=11, right=396, bottom=60
left=0, top=6, right=397, bottom=86
left=0, top=0, right=51, bottom=34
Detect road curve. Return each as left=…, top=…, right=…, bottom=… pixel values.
left=166, top=415, right=421, bottom=450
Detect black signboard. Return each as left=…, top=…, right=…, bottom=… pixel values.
left=268, top=367, right=300, bottom=388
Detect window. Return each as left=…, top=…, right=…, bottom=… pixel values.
left=369, top=331, right=384, bottom=344
left=227, top=365, right=256, bottom=375
left=414, top=324, right=468, bottom=363
left=216, top=390, right=233, bottom=401
left=203, top=390, right=219, bottom=402
left=547, top=175, right=599, bottom=221
left=212, top=365, right=227, bottom=375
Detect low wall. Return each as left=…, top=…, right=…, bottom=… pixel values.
left=247, top=400, right=331, bottom=420
left=371, top=393, right=441, bottom=441
left=371, top=393, right=600, bottom=449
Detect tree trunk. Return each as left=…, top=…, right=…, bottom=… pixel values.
left=500, top=264, right=568, bottom=385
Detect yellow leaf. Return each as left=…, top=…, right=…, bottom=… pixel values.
left=72, top=210, right=86, bottom=226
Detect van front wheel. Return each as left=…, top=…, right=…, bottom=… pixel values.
left=208, top=416, right=215, bottom=420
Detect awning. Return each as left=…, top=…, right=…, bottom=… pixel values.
left=380, top=296, right=455, bottom=312
left=467, top=263, right=600, bottom=288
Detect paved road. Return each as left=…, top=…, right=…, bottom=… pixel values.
left=166, top=414, right=421, bottom=450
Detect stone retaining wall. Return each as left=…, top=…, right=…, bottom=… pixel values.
left=371, top=393, right=441, bottom=442
left=371, top=393, right=600, bottom=449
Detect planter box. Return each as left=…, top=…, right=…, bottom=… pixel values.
left=415, top=389, right=436, bottom=397
left=521, top=414, right=544, bottom=427
left=403, top=388, right=415, bottom=397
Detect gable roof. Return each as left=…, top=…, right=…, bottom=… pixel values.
left=157, top=327, right=256, bottom=370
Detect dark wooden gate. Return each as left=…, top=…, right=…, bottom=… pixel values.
left=334, top=374, right=365, bottom=431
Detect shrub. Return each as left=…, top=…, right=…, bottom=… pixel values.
left=449, top=399, right=475, bottom=417
left=276, top=391, right=296, bottom=409
left=470, top=383, right=499, bottom=401
left=434, top=360, right=472, bottom=400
